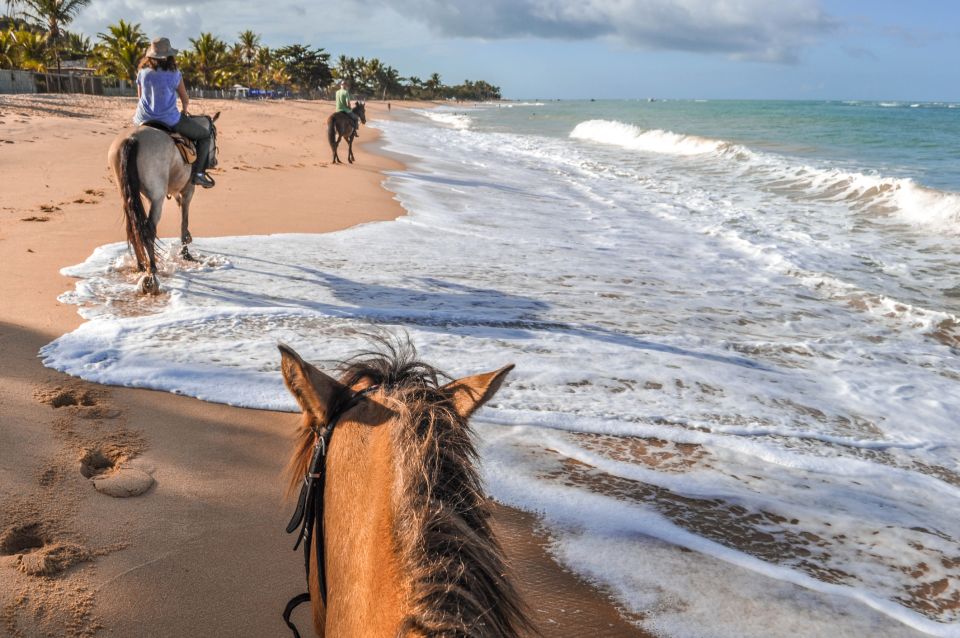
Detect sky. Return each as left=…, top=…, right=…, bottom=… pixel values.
left=66, top=0, right=960, bottom=101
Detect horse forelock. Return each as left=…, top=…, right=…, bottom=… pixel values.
left=331, top=337, right=529, bottom=637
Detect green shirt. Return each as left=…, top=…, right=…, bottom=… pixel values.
left=335, top=88, right=352, bottom=113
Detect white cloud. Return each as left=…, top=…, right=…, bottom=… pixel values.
left=356, top=0, right=837, bottom=62
left=66, top=0, right=835, bottom=64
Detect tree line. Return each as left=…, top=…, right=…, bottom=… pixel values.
left=0, top=4, right=501, bottom=101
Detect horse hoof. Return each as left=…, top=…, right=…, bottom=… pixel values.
left=137, top=274, right=161, bottom=295
left=180, top=247, right=197, bottom=262
left=183, top=232, right=193, bottom=244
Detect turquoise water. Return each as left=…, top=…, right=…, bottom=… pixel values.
left=470, top=100, right=960, bottom=192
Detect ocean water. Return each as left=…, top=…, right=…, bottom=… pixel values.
left=42, top=100, right=960, bottom=636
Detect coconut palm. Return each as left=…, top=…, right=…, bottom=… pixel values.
left=237, top=29, right=259, bottom=65
left=60, top=29, right=89, bottom=60
left=335, top=54, right=364, bottom=91
left=9, top=26, right=46, bottom=70
left=0, top=29, right=15, bottom=68
left=92, top=19, right=146, bottom=81
left=188, top=32, right=227, bottom=88
left=232, top=30, right=256, bottom=85
left=425, top=72, right=442, bottom=98
left=14, top=0, right=91, bottom=85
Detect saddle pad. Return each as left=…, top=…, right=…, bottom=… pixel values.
left=169, top=133, right=197, bottom=164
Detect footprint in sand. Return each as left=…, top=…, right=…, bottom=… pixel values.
left=21, top=216, right=49, bottom=222
left=34, top=384, right=153, bottom=498
left=39, top=204, right=61, bottom=213
left=0, top=522, right=91, bottom=576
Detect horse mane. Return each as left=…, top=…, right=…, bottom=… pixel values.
left=289, top=337, right=530, bottom=637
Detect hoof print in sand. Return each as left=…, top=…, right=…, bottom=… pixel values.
left=0, top=523, right=45, bottom=555
left=0, top=523, right=89, bottom=576
left=36, top=386, right=99, bottom=409
left=78, top=448, right=117, bottom=479
left=92, top=468, right=154, bottom=498
left=80, top=449, right=154, bottom=497
left=77, top=405, right=121, bottom=420
left=17, top=542, right=91, bottom=576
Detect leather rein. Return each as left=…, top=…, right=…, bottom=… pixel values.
left=282, top=383, right=378, bottom=638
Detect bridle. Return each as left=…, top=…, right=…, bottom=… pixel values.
left=282, top=383, right=379, bottom=638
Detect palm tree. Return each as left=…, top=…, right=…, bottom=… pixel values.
left=0, top=29, right=15, bottom=68
left=405, top=75, right=423, bottom=99
left=92, top=19, right=146, bottom=81
left=9, top=26, right=46, bottom=70
left=236, top=29, right=259, bottom=84
left=60, top=29, right=89, bottom=60
left=335, top=54, right=363, bottom=91
left=188, top=32, right=227, bottom=88
left=14, top=0, right=91, bottom=87
left=252, top=45, right=272, bottom=87
left=425, top=72, right=442, bottom=99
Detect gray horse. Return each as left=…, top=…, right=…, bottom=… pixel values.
left=107, top=113, right=220, bottom=294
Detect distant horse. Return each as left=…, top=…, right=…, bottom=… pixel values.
left=326, top=102, right=366, bottom=164
left=279, top=339, right=530, bottom=637
left=107, top=113, right=220, bottom=294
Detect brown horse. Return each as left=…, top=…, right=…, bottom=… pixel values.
left=326, top=102, right=366, bottom=164
left=279, top=340, right=530, bottom=637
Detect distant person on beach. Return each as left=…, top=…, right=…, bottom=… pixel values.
left=335, top=79, right=361, bottom=136
left=133, top=37, right=215, bottom=188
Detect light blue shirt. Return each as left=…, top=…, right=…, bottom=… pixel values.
left=133, top=68, right=182, bottom=127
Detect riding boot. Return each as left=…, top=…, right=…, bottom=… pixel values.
left=191, top=159, right=215, bottom=188
left=191, top=137, right=215, bottom=188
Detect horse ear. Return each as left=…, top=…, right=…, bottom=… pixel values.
left=278, top=344, right=339, bottom=420
left=442, top=364, right=514, bottom=420
left=212, top=111, right=221, bottom=122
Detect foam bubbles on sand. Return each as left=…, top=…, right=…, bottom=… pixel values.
left=43, top=112, right=960, bottom=636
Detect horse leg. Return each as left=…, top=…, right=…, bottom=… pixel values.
left=332, top=133, right=341, bottom=164
left=347, top=132, right=355, bottom=164
left=138, top=196, right=163, bottom=295
left=178, top=187, right=197, bottom=261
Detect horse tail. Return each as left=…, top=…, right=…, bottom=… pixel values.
left=119, top=136, right=153, bottom=269
left=326, top=114, right=337, bottom=150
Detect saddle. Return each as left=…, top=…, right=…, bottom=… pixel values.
left=141, top=121, right=198, bottom=164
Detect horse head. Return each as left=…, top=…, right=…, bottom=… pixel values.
left=278, top=339, right=529, bottom=637
left=205, top=111, right=221, bottom=169
left=354, top=101, right=366, bottom=125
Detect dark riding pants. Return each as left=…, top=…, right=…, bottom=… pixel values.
left=173, top=114, right=212, bottom=173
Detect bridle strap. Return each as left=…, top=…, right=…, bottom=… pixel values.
left=282, top=383, right=378, bottom=636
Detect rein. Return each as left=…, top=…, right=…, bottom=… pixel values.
left=282, top=383, right=378, bottom=638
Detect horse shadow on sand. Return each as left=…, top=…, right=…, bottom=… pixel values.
left=183, top=253, right=769, bottom=372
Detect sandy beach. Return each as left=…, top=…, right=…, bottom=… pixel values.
left=0, top=94, right=645, bottom=637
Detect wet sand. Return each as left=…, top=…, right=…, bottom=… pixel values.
left=0, top=94, right=646, bottom=636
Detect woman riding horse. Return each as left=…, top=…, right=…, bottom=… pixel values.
left=109, top=36, right=220, bottom=294
left=134, top=37, right=215, bottom=188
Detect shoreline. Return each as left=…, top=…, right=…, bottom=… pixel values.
left=0, top=94, right=645, bottom=636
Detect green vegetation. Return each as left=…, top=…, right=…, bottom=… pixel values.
left=0, top=9, right=503, bottom=101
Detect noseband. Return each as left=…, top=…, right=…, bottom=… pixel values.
left=282, top=383, right=378, bottom=638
